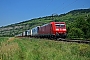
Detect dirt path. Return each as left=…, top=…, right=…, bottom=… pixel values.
left=0, top=37, right=19, bottom=60
left=7, top=37, right=15, bottom=42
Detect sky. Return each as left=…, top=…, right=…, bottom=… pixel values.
left=0, top=0, right=90, bottom=27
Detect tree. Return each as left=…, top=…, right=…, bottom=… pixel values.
left=68, top=27, right=84, bottom=38
left=67, top=16, right=90, bottom=39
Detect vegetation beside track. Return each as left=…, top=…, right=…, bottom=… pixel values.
left=0, top=37, right=90, bottom=60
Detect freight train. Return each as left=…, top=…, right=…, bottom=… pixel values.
left=16, top=22, right=67, bottom=39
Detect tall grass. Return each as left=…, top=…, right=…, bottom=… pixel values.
left=0, top=37, right=90, bottom=60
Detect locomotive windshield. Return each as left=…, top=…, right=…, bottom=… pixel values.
left=55, top=24, right=65, bottom=28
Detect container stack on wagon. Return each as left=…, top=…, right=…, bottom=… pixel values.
left=26, top=30, right=31, bottom=37
left=32, top=26, right=40, bottom=37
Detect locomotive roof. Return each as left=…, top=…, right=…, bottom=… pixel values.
left=50, top=22, right=65, bottom=24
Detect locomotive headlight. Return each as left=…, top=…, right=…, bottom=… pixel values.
left=56, top=29, right=59, bottom=31
left=63, top=29, right=66, bottom=31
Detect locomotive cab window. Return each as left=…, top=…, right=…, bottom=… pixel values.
left=60, top=24, right=65, bottom=28
left=55, top=24, right=65, bottom=28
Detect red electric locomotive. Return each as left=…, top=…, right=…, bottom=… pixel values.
left=38, top=22, right=67, bottom=38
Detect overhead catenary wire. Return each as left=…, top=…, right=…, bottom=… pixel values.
left=54, top=0, right=78, bottom=13
left=40, top=0, right=78, bottom=22
left=40, top=0, right=78, bottom=17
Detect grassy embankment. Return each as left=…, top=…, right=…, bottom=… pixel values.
left=0, top=37, right=90, bottom=60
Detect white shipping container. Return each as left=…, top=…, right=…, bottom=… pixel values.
left=27, top=30, right=30, bottom=36
left=32, top=26, right=40, bottom=36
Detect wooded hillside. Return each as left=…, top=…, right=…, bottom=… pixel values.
left=0, top=8, right=90, bottom=39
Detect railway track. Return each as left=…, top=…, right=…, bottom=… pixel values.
left=16, top=37, right=90, bottom=44
left=34, top=37, right=90, bottom=44
left=56, top=38, right=90, bottom=44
